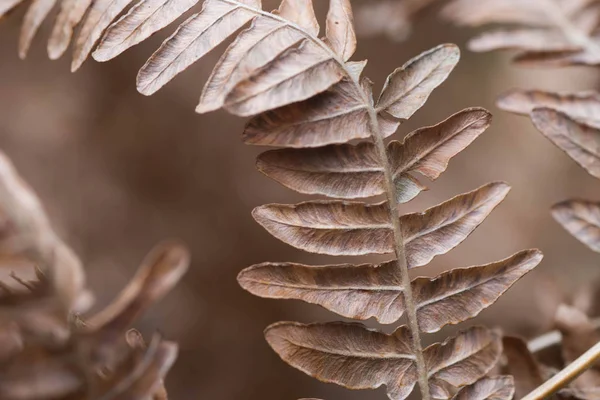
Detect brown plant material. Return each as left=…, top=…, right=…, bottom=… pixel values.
left=5, top=1, right=544, bottom=398
left=0, top=149, right=188, bottom=399
left=502, top=336, right=545, bottom=398
left=355, top=0, right=440, bottom=41
left=552, top=200, right=600, bottom=253
left=451, top=376, right=515, bottom=400
left=265, top=322, right=502, bottom=400
left=443, top=0, right=600, bottom=66
left=497, top=90, right=600, bottom=127
left=531, top=108, right=600, bottom=180
left=240, top=250, right=541, bottom=328
left=252, top=182, right=509, bottom=258
left=221, top=4, right=541, bottom=400
left=254, top=107, right=491, bottom=198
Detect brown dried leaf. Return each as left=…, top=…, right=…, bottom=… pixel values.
left=223, top=39, right=344, bottom=116
left=265, top=322, right=500, bottom=400
left=502, top=336, right=545, bottom=398
left=0, top=0, right=25, bottom=18
left=111, top=341, right=178, bottom=400
left=497, top=90, right=600, bottom=127
left=389, top=107, right=491, bottom=181
left=0, top=151, right=84, bottom=310
left=376, top=44, right=460, bottom=120
left=325, top=0, right=356, bottom=61
left=513, top=49, right=600, bottom=67
left=355, top=0, right=439, bottom=41
left=256, top=142, right=385, bottom=199
left=86, top=241, right=190, bottom=334
left=252, top=183, right=508, bottom=259
left=133, top=0, right=257, bottom=95
left=552, top=200, right=600, bottom=253
left=255, top=104, right=488, bottom=196
left=95, top=332, right=177, bottom=399
left=252, top=200, right=392, bottom=256
left=129, top=0, right=345, bottom=115
left=125, top=330, right=169, bottom=400
left=92, top=0, right=200, bottom=62
left=468, top=29, right=576, bottom=53
left=276, top=0, right=319, bottom=36
left=531, top=108, right=600, bottom=179
left=443, top=0, right=600, bottom=67
left=452, top=376, right=515, bottom=400
left=47, top=0, right=94, bottom=60
left=266, top=322, right=418, bottom=400
left=242, top=65, right=401, bottom=148
left=424, top=327, right=502, bottom=399
left=72, top=0, right=137, bottom=71
left=238, top=250, right=541, bottom=328
left=195, top=0, right=318, bottom=114
left=413, top=249, right=541, bottom=332
left=401, top=182, right=510, bottom=268
left=19, top=0, right=59, bottom=59
left=255, top=139, right=425, bottom=201
left=442, top=0, right=589, bottom=27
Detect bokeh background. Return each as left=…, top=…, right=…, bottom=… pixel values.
left=1, top=1, right=600, bottom=399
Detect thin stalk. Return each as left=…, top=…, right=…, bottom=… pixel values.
left=528, top=317, right=600, bottom=353
left=522, top=341, right=600, bottom=400
left=367, top=108, right=430, bottom=400
left=227, top=1, right=431, bottom=397
left=537, top=0, right=600, bottom=56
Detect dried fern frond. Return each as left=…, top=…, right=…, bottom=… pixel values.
left=354, top=0, right=440, bottom=41
left=498, top=90, right=600, bottom=255
left=215, top=3, right=545, bottom=399
left=0, top=149, right=189, bottom=399
left=5, top=1, right=545, bottom=398
left=442, top=0, right=600, bottom=66
left=5, top=0, right=356, bottom=113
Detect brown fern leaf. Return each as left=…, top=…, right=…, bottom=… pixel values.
left=451, top=376, right=515, bottom=400
left=502, top=337, right=545, bottom=399
left=354, top=0, right=441, bottom=42
left=265, top=323, right=502, bottom=400
left=228, top=4, right=542, bottom=400
left=0, top=149, right=188, bottom=399
left=96, top=0, right=352, bottom=114
left=253, top=107, right=491, bottom=199
left=498, top=90, right=600, bottom=127
left=240, top=249, right=541, bottom=328
left=552, top=200, right=600, bottom=253
left=499, top=93, right=600, bottom=256
left=442, top=0, right=600, bottom=66
left=530, top=108, right=600, bottom=179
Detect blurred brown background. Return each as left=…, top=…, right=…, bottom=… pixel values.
left=1, top=1, right=600, bottom=399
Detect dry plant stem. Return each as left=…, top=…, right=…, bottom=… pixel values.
left=522, top=340, right=600, bottom=400
left=528, top=317, right=600, bottom=352
left=538, top=0, right=600, bottom=55
left=369, top=109, right=430, bottom=400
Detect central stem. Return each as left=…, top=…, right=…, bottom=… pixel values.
left=367, top=108, right=430, bottom=400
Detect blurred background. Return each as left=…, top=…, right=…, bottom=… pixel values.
left=1, top=1, right=600, bottom=399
